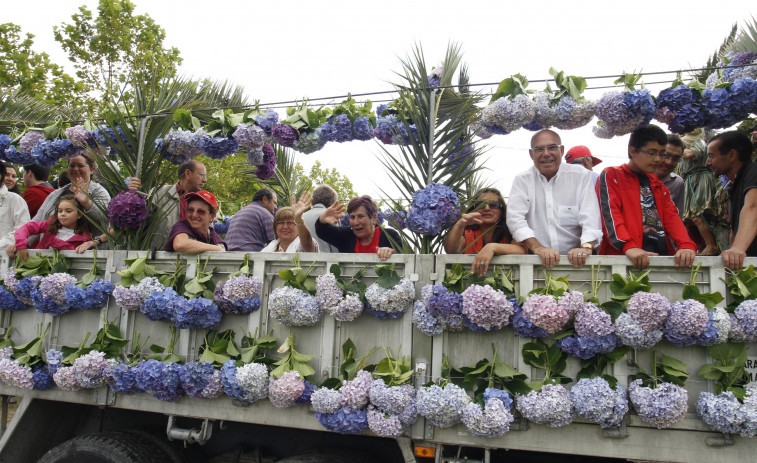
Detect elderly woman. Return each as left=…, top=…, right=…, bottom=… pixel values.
left=261, top=193, right=317, bottom=252
left=315, top=195, right=402, bottom=260
left=165, top=190, right=226, bottom=253
left=0, top=160, right=30, bottom=252
left=32, top=152, right=111, bottom=230
left=444, top=188, right=525, bottom=276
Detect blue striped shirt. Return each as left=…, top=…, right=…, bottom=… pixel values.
left=226, top=202, right=275, bottom=251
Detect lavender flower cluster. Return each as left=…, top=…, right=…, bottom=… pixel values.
left=593, top=90, right=654, bottom=138
left=15, top=275, right=41, bottom=306
left=316, top=273, right=343, bottom=313
left=108, top=190, right=148, bottom=230
left=365, top=380, right=417, bottom=437
left=254, top=143, right=277, bottom=180
left=164, top=128, right=204, bottom=161
left=557, top=333, right=620, bottom=360
left=364, top=278, right=414, bottom=319
left=32, top=273, right=77, bottom=315
left=180, top=361, right=223, bottom=399
left=268, top=371, right=306, bottom=408
left=200, top=134, right=239, bottom=160
left=407, top=183, right=460, bottom=236
left=135, top=359, right=184, bottom=401
left=729, top=300, right=757, bottom=343
left=423, top=283, right=464, bottom=331
left=271, top=124, right=299, bottom=147
left=0, top=358, right=34, bottom=389
left=373, top=116, right=418, bottom=145
left=221, top=361, right=269, bottom=403
left=53, top=350, right=112, bottom=391
left=702, top=78, right=757, bottom=129
left=233, top=124, right=267, bottom=151
left=574, top=302, right=614, bottom=337
left=416, top=383, right=471, bottom=428
left=627, top=292, right=670, bottom=332
left=510, top=302, right=549, bottom=338
left=697, top=386, right=757, bottom=437
left=628, top=379, right=688, bottom=429
left=214, top=275, right=262, bottom=315
left=663, top=300, right=712, bottom=347
left=313, top=370, right=374, bottom=434
left=256, top=110, right=279, bottom=135
left=521, top=294, right=570, bottom=335
left=112, top=277, right=165, bottom=312
left=103, top=363, right=140, bottom=394
left=64, top=279, right=115, bottom=311
left=481, top=94, right=535, bottom=133
left=570, top=377, right=628, bottom=428
left=412, top=300, right=444, bottom=336
left=516, top=384, right=574, bottom=428
left=461, top=398, right=515, bottom=438
left=461, top=284, right=513, bottom=332
left=614, top=313, right=663, bottom=349
left=654, top=85, right=705, bottom=134
left=268, top=286, right=322, bottom=327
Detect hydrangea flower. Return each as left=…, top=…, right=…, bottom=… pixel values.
left=113, top=277, right=165, bottom=312
left=516, top=384, right=574, bottom=427
left=311, top=387, right=343, bottom=414
left=710, top=307, right=731, bottom=344
left=108, top=190, right=148, bottom=230
left=214, top=275, right=262, bottom=314
left=553, top=96, right=596, bottom=130
left=103, top=363, right=140, bottom=394
left=33, top=273, right=77, bottom=315
left=510, top=302, right=549, bottom=338
left=254, top=143, right=277, bottom=180
left=295, top=380, right=315, bottom=405
left=141, top=287, right=180, bottom=321
left=292, top=129, right=325, bottom=154
left=0, top=358, right=34, bottom=389
left=64, top=279, right=115, bottom=311
left=268, top=371, right=306, bottom=408
left=481, top=94, right=535, bottom=133
left=593, top=90, right=654, bottom=138
left=369, top=380, right=415, bottom=415
left=270, top=124, right=299, bottom=147
left=364, top=278, right=415, bottom=319
left=416, top=383, right=471, bottom=428
left=557, top=291, right=585, bottom=319
left=424, top=283, right=464, bottom=331
left=200, top=135, right=239, bottom=159
left=32, top=139, right=77, bottom=166
left=53, top=366, right=82, bottom=391
left=220, top=361, right=267, bottom=403
left=730, top=300, right=757, bottom=342
left=696, top=391, right=750, bottom=435
left=164, top=128, right=204, bottom=159
left=367, top=407, right=405, bottom=437
left=255, top=110, right=279, bottom=135
left=521, top=294, right=570, bottom=335
left=461, top=399, right=514, bottom=438
left=0, top=287, right=26, bottom=311
left=614, top=313, right=663, bottom=349
left=352, top=116, right=374, bottom=141
left=702, top=78, right=757, bottom=129
left=340, top=370, right=373, bottom=409
left=331, top=294, right=363, bottom=322
left=15, top=275, right=41, bottom=305
left=557, top=333, right=620, bottom=359
left=65, top=125, right=95, bottom=148
left=71, top=350, right=111, bottom=388
left=484, top=388, right=514, bottom=411
left=570, top=377, right=628, bottom=428
left=172, top=296, right=222, bottom=330
left=269, top=286, right=322, bottom=327
left=135, top=359, right=185, bottom=401
left=574, top=302, right=614, bottom=337
left=628, top=379, right=688, bottom=429
left=232, top=124, right=267, bottom=151
left=32, top=363, right=55, bottom=390
left=3, top=268, right=19, bottom=294
left=412, top=300, right=444, bottom=336
left=320, top=114, right=353, bottom=143
left=664, top=300, right=709, bottom=337
left=316, top=273, right=343, bottom=313
left=627, top=292, right=670, bottom=332
left=18, top=131, right=44, bottom=155
left=316, top=406, right=369, bottom=434
left=407, top=183, right=460, bottom=235
left=461, top=284, right=513, bottom=332
left=654, top=85, right=705, bottom=134
left=3, top=145, right=34, bottom=165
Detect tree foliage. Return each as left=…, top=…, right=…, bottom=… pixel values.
left=53, top=0, right=182, bottom=113
left=294, top=161, right=357, bottom=201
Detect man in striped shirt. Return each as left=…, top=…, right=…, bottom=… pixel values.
left=226, top=187, right=277, bottom=251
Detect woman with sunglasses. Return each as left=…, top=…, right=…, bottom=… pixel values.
left=444, top=188, right=525, bottom=276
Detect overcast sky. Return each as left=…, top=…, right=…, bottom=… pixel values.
left=6, top=1, right=756, bottom=201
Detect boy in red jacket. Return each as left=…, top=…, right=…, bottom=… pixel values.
left=596, top=124, right=696, bottom=269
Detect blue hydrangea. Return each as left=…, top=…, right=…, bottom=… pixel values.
left=574, top=302, right=614, bottom=337
left=3, top=145, right=34, bottom=165
left=0, top=287, right=26, bottom=311
left=103, top=363, right=140, bottom=394
left=15, top=276, right=41, bottom=305
left=416, top=383, right=471, bottom=428
left=64, top=279, right=115, bottom=311
left=0, top=134, right=11, bottom=160
left=614, top=313, right=663, bottom=349
left=163, top=128, right=204, bottom=159
left=292, top=129, right=325, bottom=154
left=654, top=85, right=705, bottom=134
left=135, top=359, right=185, bottom=402
left=570, top=377, right=628, bottom=428
left=483, top=388, right=514, bottom=411
left=32, top=363, right=55, bottom=390
left=268, top=286, right=322, bottom=327
left=425, top=284, right=464, bottom=331
left=367, top=407, right=405, bottom=437
left=141, top=287, right=179, bottom=321
left=382, top=208, right=407, bottom=230
left=697, top=391, right=745, bottom=435
left=200, top=135, right=239, bottom=159
left=31, top=287, right=70, bottom=315
left=180, top=361, right=223, bottom=399
left=320, top=114, right=353, bottom=143
left=256, top=110, right=279, bottom=135
left=214, top=275, right=262, bottom=315
left=554, top=96, right=596, bottom=130
left=295, top=380, right=316, bottom=405
left=172, top=296, right=222, bottom=330
left=352, top=116, right=374, bottom=141
left=220, top=360, right=265, bottom=403
left=593, top=91, right=653, bottom=138
left=369, top=380, right=415, bottom=415
left=213, top=221, right=228, bottom=235
left=481, top=94, right=535, bottom=132
left=407, top=183, right=460, bottom=235
left=32, top=139, right=76, bottom=166
left=311, top=387, right=343, bottom=414
left=315, top=406, right=369, bottom=434
left=461, top=399, right=514, bottom=438
left=665, top=307, right=719, bottom=347
left=629, top=379, right=688, bottom=429
left=557, top=333, right=620, bottom=360
left=412, top=300, right=444, bottom=336
left=510, top=303, right=549, bottom=338
left=516, top=384, right=574, bottom=428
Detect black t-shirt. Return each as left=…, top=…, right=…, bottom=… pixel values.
left=636, top=173, right=667, bottom=254
left=729, top=162, right=757, bottom=257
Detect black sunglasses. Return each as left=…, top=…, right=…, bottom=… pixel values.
left=472, top=200, right=502, bottom=209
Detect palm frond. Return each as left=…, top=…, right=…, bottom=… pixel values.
left=0, top=90, right=69, bottom=133
left=694, top=24, right=738, bottom=82
left=727, top=16, right=757, bottom=54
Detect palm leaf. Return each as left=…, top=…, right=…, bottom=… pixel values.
left=727, top=16, right=757, bottom=54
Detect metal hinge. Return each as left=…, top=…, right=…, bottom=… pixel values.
left=166, top=415, right=214, bottom=445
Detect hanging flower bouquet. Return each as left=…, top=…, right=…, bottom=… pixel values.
left=701, top=77, right=757, bottom=129
left=593, top=73, right=655, bottom=139
left=527, top=69, right=595, bottom=131
left=112, top=256, right=167, bottom=312
left=406, top=183, right=460, bottom=236
left=315, top=265, right=367, bottom=322
left=628, top=351, right=689, bottom=429
left=63, top=251, right=115, bottom=311
left=267, top=331, right=316, bottom=408
left=364, top=263, right=415, bottom=320
left=373, top=103, right=418, bottom=146
left=570, top=377, right=628, bottom=428
left=515, top=339, right=574, bottom=427
left=604, top=270, right=668, bottom=349
left=218, top=329, right=277, bottom=404
left=481, top=74, right=535, bottom=135
left=0, top=324, right=54, bottom=390
left=654, top=80, right=706, bottom=134
left=515, top=273, right=573, bottom=338
left=214, top=254, right=263, bottom=315
left=0, top=269, right=25, bottom=311
left=365, top=347, right=417, bottom=437
left=268, top=255, right=322, bottom=327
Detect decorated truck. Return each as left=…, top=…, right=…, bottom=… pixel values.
left=0, top=249, right=755, bottom=463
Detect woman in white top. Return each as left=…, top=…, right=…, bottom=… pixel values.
left=260, top=193, right=318, bottom=253
left=0, top=161, right=30, bottom=250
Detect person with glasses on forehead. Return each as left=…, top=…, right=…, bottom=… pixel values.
left=165, top=190, right=226, bottom=253
left=597, top=124, right=696, bottom=269
left=261, top=193, right=317, bottom=253
left=444, top=188, right=525, bottom=277
left=653, top=134, right=685, bottom=218
left=506, top=129, right=603, bottom=268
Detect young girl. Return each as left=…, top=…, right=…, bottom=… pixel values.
left=9, top=194, right=93, bottom=261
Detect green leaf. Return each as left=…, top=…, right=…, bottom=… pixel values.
left=149, top=344, right=165, bottom=354
left=278, top=269, right=295, bottom=281
left=660, top=354, right=688, bottom=373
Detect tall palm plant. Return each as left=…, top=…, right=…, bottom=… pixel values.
left=377, top=43, right=487, bottom=254
left=0, top=90, right=71, bottom=134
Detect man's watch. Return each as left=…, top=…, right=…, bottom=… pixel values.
left=581, top=242, right=594, bottom=252
left=93, top=236, right=102, bottom=245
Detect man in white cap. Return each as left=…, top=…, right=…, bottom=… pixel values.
left=565, top=145, right=601, bottom=184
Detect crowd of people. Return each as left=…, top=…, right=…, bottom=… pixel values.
left=2, top=124, right=756, bottom=272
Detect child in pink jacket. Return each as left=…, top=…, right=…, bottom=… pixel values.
left=10, top=194, right=93, bottom=260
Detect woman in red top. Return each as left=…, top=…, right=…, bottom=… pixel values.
left=444, top=188, right=525, bottom=276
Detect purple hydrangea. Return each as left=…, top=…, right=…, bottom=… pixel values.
left=593, top=90, right=654, bottom=138
left=557, top=291, right=585, bottom=319
left=103, top=363, right=140, bottom=394
left=32, top=139, right=77, bottom=166
left=416, top=383, right=471, bottom=428
left=179, top=361, right=222, bottom=399
left=461, top=398, right=514, bottom=438
left=108, top=190, right=149, bottom=230
left=52, top=366, right=81, bottom=391
left=113, top=277, right=164, bottom=312
left=664, top=300, right=709, bottom=337
left=352, top=116, right=374, bottom=141
left=0, top=287, right=26, bottom=311
left=696, top=391, right=749, bottom=435
left=320, top=114, right=353, bottom=143
left=382, top=208, right=407, bottom=230
left=3, top=268, right=19, bottom=294
left=515, top=384, right=574, bottom=428
left=268, top=371, right=306, bottom=408
left=461, top=284, right=513, bottom=332
left=369, top=380, right=415, bottom=415
left=425, top=284, right=464, bottom=331
left=316, top=273, right=343, bottom=313
left=270, top=124, right=299, bottom=147
left=364, top=278, right=415, bottom=319
left=730, top=300, right=757, bottom=342
left=627, top=292, right=670, bottom=332
left=315, top=406, right=369, bottom=434
left=574, top=302, right=614, bottom=337
left=33, top=273, right=77, bottom=315
left=373, top=115, right=410, bottom=145
left=71, top=350, right=111, bottom=388
left=172, top=296, right=222, bottom=330
left=65, top=125, right=95, bottom=148
left=511, top=302, right=550, bottom=338
left=614, top=313, right=663, bottom=349
left=482, top=94, right=535, bottom=133
left=0, top=359, right=34, bottom=389
left=484, top=388, right=514, bottom=411
left=233, top=124, right=267, bottom=151
left=554, top=96, right=596, bottom=130
left=19, top=131, right=44, bottom=155
left=268, top=286, right=322, bottom=327
left=340, top=370, right=373, bottom=409
left=163, top=128, right=204, bottom=159
left=557, top=333, right=621, bottom=359
left=64, top=279, right=115, bottom=311
left=570, top=377, right=628, bottom=428
left=654, top=85, right=705, bottom=134
left=412, top=300, right=444, bottom=336
left=200, top=135, right=239, bottom=159
left=254, top=143, right=277, bottom=180
left=135, top=359, right=185, bottom=401
left=214, top=275, right=262, bottom=314
left=311, top=387, right=343, bottom=414
left=367, top=407, right=405, bottom=437
left=407, top=183, right=460, bottom=235
left=628, top=379, right=688, bottom=429
left=292, top=129, right=326, bottom=154
left=522, top=294, right=570, bottom=335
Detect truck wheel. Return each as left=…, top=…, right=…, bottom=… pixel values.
left=277, top=449, right=380, bottom=463
left=37, top=431, right=173, bottom=463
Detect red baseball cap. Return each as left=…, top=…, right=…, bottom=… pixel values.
left=565, top=146, right=602, bottom=166
left=184, top=190, right=218, bottom=211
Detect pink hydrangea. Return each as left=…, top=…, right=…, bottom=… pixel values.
left=627, top=292, right=670, bottom=332
left=522, top=294, right=570, bottom=335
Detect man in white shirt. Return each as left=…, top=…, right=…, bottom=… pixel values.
left=302, top=184, right=339, bottom=253
left=506, top=129, right=603, bottom=268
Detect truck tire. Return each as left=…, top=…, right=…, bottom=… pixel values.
left=277, top=449, right=381, bottom=463
left=37, top=431, right=174, bottom=463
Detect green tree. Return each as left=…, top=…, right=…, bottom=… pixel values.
left=294, top=161, right=357, bottom=201
left=0, top=23, right=86, bottom=107
left=53, top=0, right=182, bottom=112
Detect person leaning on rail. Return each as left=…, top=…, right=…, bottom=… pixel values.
left=165, top=190, right=227, bottom=253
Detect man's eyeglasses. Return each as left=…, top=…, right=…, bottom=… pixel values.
left=472, top=200, right=502, bottom=209
left=638, top=148, right=670, bottom=159
left=531, top=144, right=562, bottom=155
